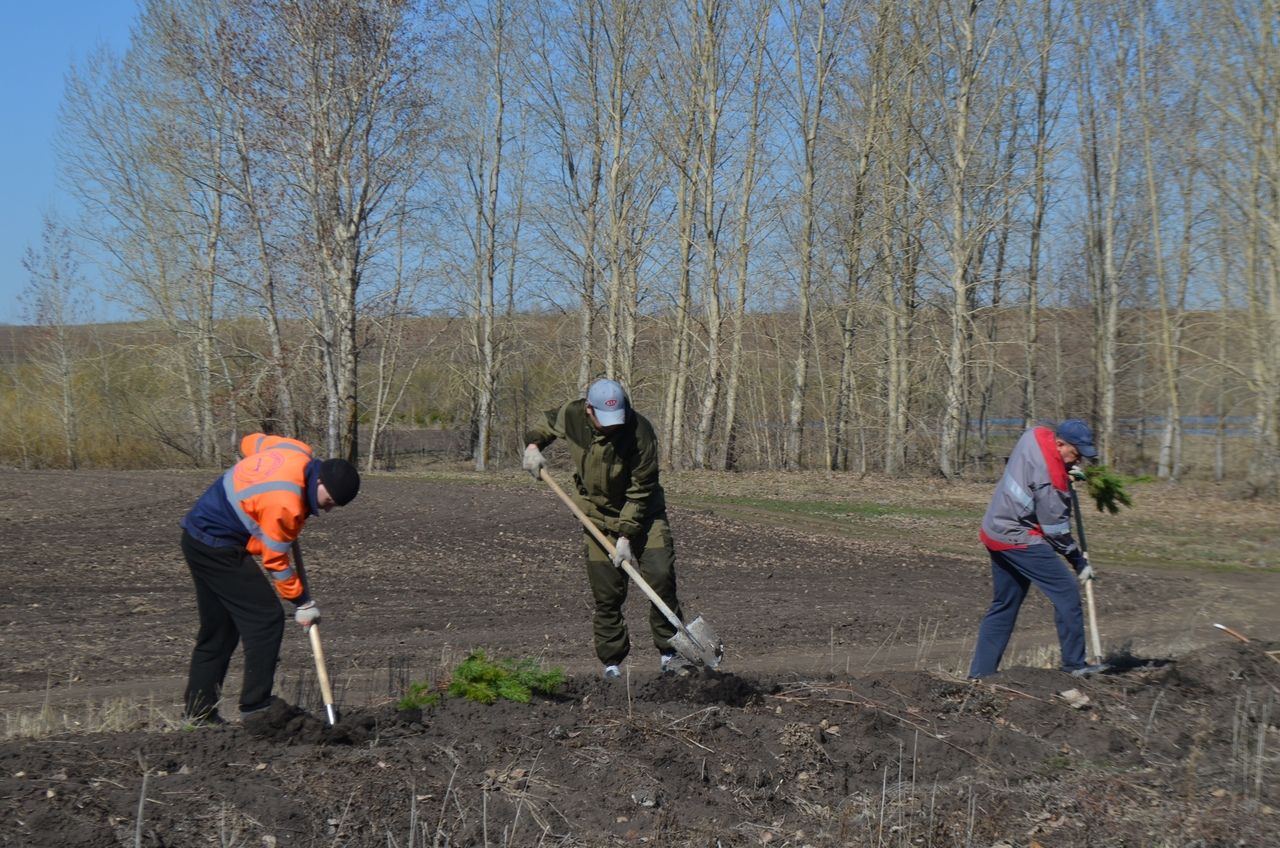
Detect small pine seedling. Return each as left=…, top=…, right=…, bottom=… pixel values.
left=445, top=651, right=565, bottom=705
left=1083, top=465, right=1134, bottom=514
left=397, top=681, right=442, bottom=711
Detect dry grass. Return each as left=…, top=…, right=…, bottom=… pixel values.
left=395, top=465, right=1276, bottom=571
left=2, top=693, right=180, bottom=741
left=660, top=471, right=1278, bottom=572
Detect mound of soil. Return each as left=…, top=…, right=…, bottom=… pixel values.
left=3, top=641, right=1277, bottom=847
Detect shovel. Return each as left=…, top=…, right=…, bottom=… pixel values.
left=1068, top=487, right=1104, bottom=665
left=291, top=541, right=339, bottom=725
left=306, top=624, right=338, bottom=725
left=537, top=468, right=723, bottom=669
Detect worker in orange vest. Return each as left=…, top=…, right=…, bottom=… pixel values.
left=179, top=433, right=360, bottom=725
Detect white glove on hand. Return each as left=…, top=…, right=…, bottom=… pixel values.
left=295, top=600, right=320, bottom=628
left=522, top=444, right=547, bottom=480
left=1075, top=563, right=1094, bottom=584
left=1069, top=464, right=1087, bottom=482
left=610, top=536, right=637, bottom=569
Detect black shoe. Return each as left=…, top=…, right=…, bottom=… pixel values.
left=183, top=711, right=228, bottom=728
left=240, top=696, right=298, bottom=735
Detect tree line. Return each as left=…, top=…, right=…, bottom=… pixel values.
left=5, top=0, right=1278, bottom=492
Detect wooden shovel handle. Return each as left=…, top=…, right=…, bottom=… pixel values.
left=1213, top=623, right=1250, bottom=643
left=291, top=541, right=337, bottom=723
left=308, top=624, right=336, bottom=709
left=537, top=469, right=687, bottom=637
left=1070, top=487, right=1104, bottom=664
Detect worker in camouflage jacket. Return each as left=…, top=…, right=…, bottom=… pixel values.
left=523, top=379, right=692, bottom=679
left=969, top=419, right=1107, bottom=680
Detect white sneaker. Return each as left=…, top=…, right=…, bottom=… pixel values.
left=1069, top=663, right=1110, bottom=678
left=602, top=664, right=621, bottom=681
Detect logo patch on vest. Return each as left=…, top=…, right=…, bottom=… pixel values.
left=239, top=453, right=285, bottom=482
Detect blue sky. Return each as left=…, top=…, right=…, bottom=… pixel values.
left=1, top=1, right=138, bottom=325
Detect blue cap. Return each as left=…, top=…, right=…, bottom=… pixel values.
left=586, top=379, right=627, bottom=426
left=1056, top=419, right=1098, bottom=458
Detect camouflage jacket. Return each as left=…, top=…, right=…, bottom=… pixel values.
left=525, top=398, right=666, bottom=539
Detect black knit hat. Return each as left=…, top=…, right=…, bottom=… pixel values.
left=319, top=458, right=361, bottom=506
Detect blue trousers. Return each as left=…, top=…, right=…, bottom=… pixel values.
left=969, top=544, right=1086, bottom=678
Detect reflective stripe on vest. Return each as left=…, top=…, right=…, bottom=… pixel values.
left=252, top=435, right=312, bottom=457
left=221, top=470, right=303, bottom=566
left=1003, top=476, right=1033, bottom=511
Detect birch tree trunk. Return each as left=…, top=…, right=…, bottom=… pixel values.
left=602, top=0, right=646, bottom=380
left=783, top=0, right=837, bottom=471
left=1073, top=0, right=1137, bottom=468
left=527, top=0, right=606, bottom=393
left=691, top=0, right=728, bottom=470
left=1137, top=6, right=1195, bottom=480
left=716, top=0, right=770, bottom=471
left=468, top=0, right=511, bottom=472
left=661, top=111, right=697, bottom=468
left=937, top=0, right=988, bottom=478
left=1022, top=0, right=1060, bottom=430
left=831, top=3, right=891, bottom=472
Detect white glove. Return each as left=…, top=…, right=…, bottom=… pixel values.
left=295, top=600, right=320, bottom=628
left=1069, top=464, right=1087, bottom=482
left=1075, top=563, right=1094, bottom=584
left=610, top=536, right=637, bottom=569
left=522, top=444, right=547, bottom=480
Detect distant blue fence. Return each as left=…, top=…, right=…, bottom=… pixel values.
left=979, top=417, right=1254, bottom=438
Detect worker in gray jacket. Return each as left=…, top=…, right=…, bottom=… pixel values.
left=969, top=419, right=1107, bottom=679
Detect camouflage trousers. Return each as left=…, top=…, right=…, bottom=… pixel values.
left=583, top=515, right=683, bottom=666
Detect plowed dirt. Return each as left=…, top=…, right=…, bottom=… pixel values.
left=1, top=469, right=1276, bottom=847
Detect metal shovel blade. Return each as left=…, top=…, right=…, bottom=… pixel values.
left=669, top=615, right=724, bottom=669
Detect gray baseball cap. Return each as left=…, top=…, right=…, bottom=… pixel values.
left=586, top=379, right=627, bottom=426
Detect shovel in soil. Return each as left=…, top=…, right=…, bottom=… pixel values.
left=292, top=541, right=339, bottom=725
left=1068, top=487, right=1104, bottom=666
left=537, top=469, right=723, bottom=670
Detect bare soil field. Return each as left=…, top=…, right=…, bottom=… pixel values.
left=0, top=467, right=1276, bottom=847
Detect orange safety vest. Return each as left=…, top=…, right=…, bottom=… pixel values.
left=222, top=433, right=314, bottom=601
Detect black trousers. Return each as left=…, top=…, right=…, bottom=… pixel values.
left=181, top=531, right=285, bottom=717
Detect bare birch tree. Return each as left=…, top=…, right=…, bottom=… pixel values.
left=231, top=0, right=440, bottom=460
left=878, top=16, right=927, bottom=476
left=1071, top=0, right=1141, bottom=467
left=60, top=19, right=226, bottom=465
left=1191, top=0, right=1280, bottom=494
left=926, top=0, right=1016, bottom=478
left=600, top=0, right=656, bottom=385
left=1020, top=0, right=1065, bottom=430
left=717, top=0, right=772, bottom=471
left=20, top=218, right=89, bottom=469
left=1137, top=5, right=1198, bottom=480
left=829, top=0, right=897, bottom=471
left=782, top=0, right=841, bottom=470
left=456, top=0, right=516, bottom=471
left=525, top=0, right=607, bottom=395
